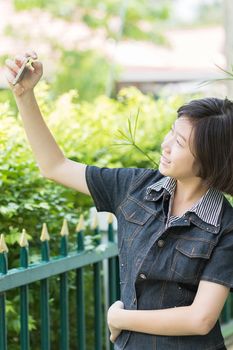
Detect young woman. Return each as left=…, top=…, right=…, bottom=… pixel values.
left=5, top=51, right=233, bottom=350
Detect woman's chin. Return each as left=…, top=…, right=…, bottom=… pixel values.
left=159, top=162, right=171, bottom=175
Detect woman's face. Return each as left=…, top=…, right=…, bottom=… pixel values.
left=159, top=117, right=198, bottom=180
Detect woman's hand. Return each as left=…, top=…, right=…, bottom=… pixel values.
left=4, top=50, right=43, bottom=97
left=107, top=300, right=124, bottom=343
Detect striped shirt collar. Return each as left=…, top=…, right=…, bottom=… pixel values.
left=146, top=176, right=224, bottom=227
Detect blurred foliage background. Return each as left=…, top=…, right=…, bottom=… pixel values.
left=13, top=0, right=171, bottom=43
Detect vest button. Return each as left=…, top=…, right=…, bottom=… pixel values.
left=139, top=273, right=147, bottom=280
left=157, top=239, right=165, bottom=247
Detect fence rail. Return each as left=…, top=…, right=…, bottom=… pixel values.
left=0, top=212, right=233, bottom=349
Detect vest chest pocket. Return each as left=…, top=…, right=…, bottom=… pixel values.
left=171, top=239, right=215, bottom=281
left=118, top=198, right=155, bottom=249
left=120, top=198, right=153, bottom=225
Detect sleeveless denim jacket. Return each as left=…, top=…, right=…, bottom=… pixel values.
left=85, top=165, right=233, bottom=350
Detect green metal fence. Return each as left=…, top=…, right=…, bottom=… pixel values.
left=0, top=213, right=119, bottom=350
left=0, top=212, right=233, bottom=350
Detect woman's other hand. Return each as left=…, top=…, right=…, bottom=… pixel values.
left=4, top=50, right=43, bottom=97
left=107, top=300, right=124, bottom=343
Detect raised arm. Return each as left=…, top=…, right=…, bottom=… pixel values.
left=4, top=50, right=90, bottom=195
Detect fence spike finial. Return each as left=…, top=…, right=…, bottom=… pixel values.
left=91, top=212, right=98, bottom=229
left=19, top=229, right=29, bottom=247
left=0, top=234, right=8, bottom=253
left=108, top=213, right=114, bottom=224
left=76, top=214, right=84, bottom=232
left=40, top=223, right=50, bottom=241
left=60, top=218, right=69, bottom=236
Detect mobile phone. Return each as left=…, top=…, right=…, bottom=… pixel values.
left=12, top=57, right=35, bottom=86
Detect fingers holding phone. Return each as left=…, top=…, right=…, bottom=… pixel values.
left=4, top=51, right=43, bottom=97
left=13, top=57, right=35, bottom=86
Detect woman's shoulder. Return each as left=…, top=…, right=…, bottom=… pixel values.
left=88, top=165, right=163, bottom=186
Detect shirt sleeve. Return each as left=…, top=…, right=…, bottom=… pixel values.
left=200, top=230, right=233, bottom=292
left=85, top=165, right=149, bottom=215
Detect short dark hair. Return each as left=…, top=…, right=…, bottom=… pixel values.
left=177, top=97, right=233, bottom=196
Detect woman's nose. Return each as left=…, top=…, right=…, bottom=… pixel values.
left=161, top=137, right=171, bottom=153
left=161, top=137, right=169, bottom=149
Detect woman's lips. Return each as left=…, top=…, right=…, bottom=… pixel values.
left=160, top=155, right=171, bottom=165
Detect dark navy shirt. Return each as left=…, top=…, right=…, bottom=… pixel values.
left=85, top=165, right=233, bottom=350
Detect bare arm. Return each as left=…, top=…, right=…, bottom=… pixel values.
left=5, top=51, right=90, bottom=195
left=109, top=304, right=202, bottom=337
left=108, top=280, right=230, bottom=341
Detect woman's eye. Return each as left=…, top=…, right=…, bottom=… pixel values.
left=171, top=127, right=182, bottom=146
left=165, top=128, right=183, bottom=146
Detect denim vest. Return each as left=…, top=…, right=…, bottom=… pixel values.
left=86, top=165, right=233, bottom=350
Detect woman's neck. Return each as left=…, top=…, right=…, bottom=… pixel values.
left=174, top=177, right=209, bottom=205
